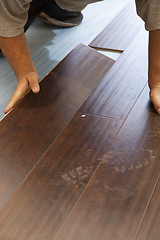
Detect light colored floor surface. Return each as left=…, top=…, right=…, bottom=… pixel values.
left=0, top=0, right=131, bottom=119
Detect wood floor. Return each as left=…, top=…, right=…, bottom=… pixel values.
left=0, top=0, right=129, bottom=119
left=89, top=2, right=143, bottom=51
left=0, top=1, right=159, bottom=240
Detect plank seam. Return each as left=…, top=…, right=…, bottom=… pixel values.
left=0, top=43, right=115, bottom=211
left=89, top=2, right=130, bottom=47
left=78, top=112, right=123, bottom=121
left=0, top=43, right=87, bottom=122
left=54, top=82, right=148, bottom=240
left=134, top=176, right=160, bottom=240
left=90, top=46, right=123, bottom=53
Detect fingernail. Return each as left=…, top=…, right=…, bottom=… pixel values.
left=4, top=109, right=7, bottom=114
left=157, top=109, right=160, bottom=115
left=33, top=86, right=40, bottom=92
left=4, top=105, right=12, bottom=114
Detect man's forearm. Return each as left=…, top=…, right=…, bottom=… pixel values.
left=148, top=30, right=160, bottom=88
left=148, top=29, right=160, bottom=114
left=0, top=33, right=36, bottom=79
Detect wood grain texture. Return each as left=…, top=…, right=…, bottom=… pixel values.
left=0, top=0, right=129, bottom=120
left=0, top=44, right=114, bottom=209
left=89, top=2, right=143, bottom=51
left=56, top=86, right=160, bottom=240
left=136, top=177, right=160, bottom=240
left=80, top=29, right=148, bottom=120
left=0, top=113, right=122, bottom=240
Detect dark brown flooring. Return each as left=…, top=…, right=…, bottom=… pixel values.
left=0, top=3, right=159, bottom=240
left=89, top=2, right=143, bottom=52
left=0, top=44, right=114, bottom=209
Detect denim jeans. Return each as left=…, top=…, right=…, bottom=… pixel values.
left=24, top=0, right=49, bottom=32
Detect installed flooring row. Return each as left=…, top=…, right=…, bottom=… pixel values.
left=0, top=3, right=159, bottom=240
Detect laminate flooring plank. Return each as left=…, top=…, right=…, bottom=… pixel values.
left=56, top=86, right=160, bottom=240
left=136, top=177, right=160, bottom=240
left=0, top=44, right=114, bottom=209
left=80, top=29, right=148, bottom=120
left=0, top=113, right=122, bottom=240
left=89, top=1, right=143, bottom=51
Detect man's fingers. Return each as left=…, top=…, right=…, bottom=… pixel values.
left=4, top=85, right=23, bottom=114
left=4, top=103, right=13, bottom=114
left=27, top=72, right=40, bottom=93
left=4, top=72, right=40, bottom=114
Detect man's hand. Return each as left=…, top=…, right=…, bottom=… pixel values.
left=148, top=29, right=160, bottom=114
left=0, top=32, right=40, bottom=114
left=4, top=71, right=40, bottom=114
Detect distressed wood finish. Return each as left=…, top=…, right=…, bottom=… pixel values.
left=0, top=44, right=114, bottom=209
left=56, top=87, right=160, bottom=240
left=80, top=30, right=148, bottom=119
left=89, top=2, right=143, bottom=51
left=136, top=177, right=160, bottom=240
left=0, top=113, right=122, bottom=240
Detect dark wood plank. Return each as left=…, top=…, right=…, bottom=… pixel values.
left=0, top=113, right=122, bottom=240
left=80, top=29, right=148, bottom=120
left=0, top=44, right=114, bottom=209
left=136, top=177, right=160, bottom=240
left=89, top=2, right=144, bottom=51
left=55, top=86, right=160, bottom=240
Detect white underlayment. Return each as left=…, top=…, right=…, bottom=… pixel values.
left=96, top=49, right=122, bottom=61
left=0, top=0, right=131, bottom=119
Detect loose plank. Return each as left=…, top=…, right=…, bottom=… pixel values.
left=80, top=29, right=148, bottom=120
left=136, top=177, right=160, bottom=240
left=0, top=44, right=114, bottom=209
left=0, top=113, right=122, bottom=240
left=56, top=86, right=160, bottom=240
left=89, top=2, right=143, bottom=51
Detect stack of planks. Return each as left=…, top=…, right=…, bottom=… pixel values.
left=0, top=2, right=159, bottom=240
